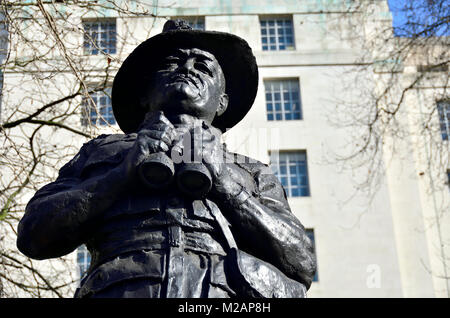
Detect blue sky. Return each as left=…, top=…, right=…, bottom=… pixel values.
left=387, top=0, right=449, bottom=36
left=387, top=0, right=407, bottom=30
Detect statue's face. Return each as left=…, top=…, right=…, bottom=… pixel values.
left=142, top=48, right=228, bottom=124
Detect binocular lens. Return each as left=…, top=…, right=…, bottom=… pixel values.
left=176, top=163, right=212, bottom=198
left=138, top=153, right=212, bottom=198
left=138, top=153, right=175, bottom=189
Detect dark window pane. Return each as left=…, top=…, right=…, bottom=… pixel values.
left=264, top=80, right=301, bottom=120
left=290, top=166, right=297, bottom=174
left=300, top=188, right=310, bottom=196
left=83, top=88, right=116, bottom=126
left=83, top=20, right=116, bottom=55
left=264, top=79, right=302, bottom=121
left=437, top=101, right=450, bottom=141
left=260, top=17, right=294, bottom=51
left=269, top=152, right=310, bottom=197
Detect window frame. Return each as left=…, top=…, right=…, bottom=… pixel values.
left=82, top=19, right=117, bottom=55
left=269, top=150, right=311, bottom=197
left=259, top=15, right=295, bottom=51
left=81, top=86, right=116, bottom=127
left=264, top=78, right=303, bottom=121
left=437, top=100, right=450, bottom=141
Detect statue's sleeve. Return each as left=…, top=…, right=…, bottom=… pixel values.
left=226, top=161, right=316, bottom=288
left=18, top=133, right=133, bottom=260
left=17, top=138, right=99, bottom=259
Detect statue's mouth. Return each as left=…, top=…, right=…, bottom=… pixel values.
left=171, top=74, right=201, bottom=89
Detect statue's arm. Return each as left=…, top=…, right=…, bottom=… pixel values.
left=17, top=112, right=177, bottom=260
left=216, top=163, right=316, bottom=288
left=16, top=144, right=130, bottom=260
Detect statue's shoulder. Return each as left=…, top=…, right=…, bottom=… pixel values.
left=85, top=133, right=136, bottom=149
left=227, top=150, right=288, bottom=202
left=226, top=151, right=271, bottom=176
left=59, top=133, right=136, bottom=179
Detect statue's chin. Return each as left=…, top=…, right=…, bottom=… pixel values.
left=167, top=82, right=200, bottom=100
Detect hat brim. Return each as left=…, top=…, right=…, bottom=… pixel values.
left=112, top=29, right=259, bottom=133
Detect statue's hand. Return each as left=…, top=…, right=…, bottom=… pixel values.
left=197, top=126, right=242, bottom=198
left=121, top=111, right=177, bottom=182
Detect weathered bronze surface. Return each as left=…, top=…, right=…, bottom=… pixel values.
left=17, top=20, right=316, bottom=298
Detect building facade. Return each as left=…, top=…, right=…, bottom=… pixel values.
left=1, top=0, right=449, bottom=298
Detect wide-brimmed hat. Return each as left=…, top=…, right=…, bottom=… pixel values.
left=112, top=19, right=259, bottom=133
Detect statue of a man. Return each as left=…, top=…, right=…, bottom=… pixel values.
left=17, top=20, right=316, bottom=298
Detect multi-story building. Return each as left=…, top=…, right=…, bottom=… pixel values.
left=1, top=0, right=448, bottom=298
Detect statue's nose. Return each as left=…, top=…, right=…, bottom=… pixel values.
left=179, top=58, right=195, bottom=74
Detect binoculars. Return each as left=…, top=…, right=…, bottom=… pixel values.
left=138, top=152, right=212, bottom=199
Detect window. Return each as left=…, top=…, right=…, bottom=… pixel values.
left=83, top=20, right=116, bottom=55
left=82, top=87, right=116, bottom=126
left=447, top=170, right=450, bottom=190
left=306, top=229, right=318, bottom=282
left=265, top=79, right=302, bottom=121
left=270, top=151, right=310, bottom=197
left=260, top=17, right=294, bottom=51
left=437, top=100, right=450, bottom=140
left=77, top=245, right=91, bottom=279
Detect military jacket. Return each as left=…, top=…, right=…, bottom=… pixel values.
left=28, top=133, right=315, bottom=298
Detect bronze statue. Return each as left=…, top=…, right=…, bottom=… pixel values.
left=16, top=20, right=316, bottom=298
